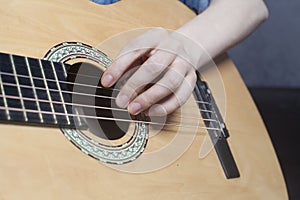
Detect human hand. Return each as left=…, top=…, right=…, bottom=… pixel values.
left=101, top=28, right=199, bottom=116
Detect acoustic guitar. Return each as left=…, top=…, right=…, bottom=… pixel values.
left=0, top=0, right=288, bottom=199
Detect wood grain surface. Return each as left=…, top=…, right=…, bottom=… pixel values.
left=0, top=0, right=287, bottom=199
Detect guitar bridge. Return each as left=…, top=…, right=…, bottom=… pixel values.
left=194, top=76, right=240, bottom=179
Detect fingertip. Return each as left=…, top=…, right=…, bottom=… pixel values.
left=128, top=102, right=142, bottom=115
left=116, top=94, right=129, bottom=108
left=101, top=74, right=114, bottom=87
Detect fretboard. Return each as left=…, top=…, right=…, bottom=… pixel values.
left=0, top=52, right=82, bottom=128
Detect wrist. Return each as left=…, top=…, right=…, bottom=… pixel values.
left=171, top=29, right=212, bottom=70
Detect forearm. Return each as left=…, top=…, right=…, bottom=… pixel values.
left=177, top=0, right=269, bottom=67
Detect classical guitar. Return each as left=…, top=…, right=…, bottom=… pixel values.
left=0, top=0, right=287, bottom=199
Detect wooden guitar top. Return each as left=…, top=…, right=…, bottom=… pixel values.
left=0, top=0, right=287, bottom=199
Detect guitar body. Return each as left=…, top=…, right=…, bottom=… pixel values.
left=0, top=0, right=287, bottom=199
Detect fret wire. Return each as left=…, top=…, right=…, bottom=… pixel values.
left=61, top=63, right=82, bottom=126
left=0, top=70, right=212, bottom=106
left=25, top=57, right=44, bottom=123
left=2, top=80, right=115, bottom=100
left=2, top=56, right=213, bottom=106
left=0, top=53, right=223, bottom=129
left=0, top=71, right=118, bottom=97
left=38, top=59, right=57, bottom=124
left=10, top=55, right=28, bottom=121
left=0, top=94, right=220, bottom=125
left=1, top=80, right=217, bottom=120
left=62, top=63, right=68, bottom=78
left=50, top=62, right=70, bottom=125
left=0, top=70, right=10, bottom=120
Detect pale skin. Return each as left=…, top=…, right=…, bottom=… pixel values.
left=101, top=0, right=269, bottom=116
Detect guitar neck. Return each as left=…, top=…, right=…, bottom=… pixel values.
left=0, top=52, right=82, bottom=128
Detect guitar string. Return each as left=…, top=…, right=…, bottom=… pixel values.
left=0, top=70, right=211, bottom=106
left=0, top=93, right=218, bottom=124
left=0, top=81, right=217, bottom=125
left=0, top=68, right=222, bottom=130
left=12, top=59, right=212, bottom=106
left=0, top=71, right=216, bottom=120
left=0, top=106, right=221, bottom=131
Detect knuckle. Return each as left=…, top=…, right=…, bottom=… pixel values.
left=143, top=60, right=165, bottom=76
left=123, top=81, right=140, bottom=97
left=131, top=47, right=143, bottom=54
left=165, top=74, right=182, bottom=91
left=125, top=80, right=139, bottom=93
left=145, top=28, right=169, bottom=41
left=138, top=85, right=168, bottom=109
left=122, top=37, right=150, bottom=53
left=174, top=58, right=190, bottom=70
left=139, top=93, right=155, bottom=108
left=125, top=44, right=145, bottom=55
left=159, top=39, right=181, bottom=56
left=146, top=56, right=160, bottom=65
left=121, top=40, right=138, bottom=52
left=180, top=58, right=192, bottom=71
left=153, top=27, right=168, bottom=36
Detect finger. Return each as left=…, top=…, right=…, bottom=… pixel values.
left=101, top=47, right=151, bottom=88
left=147, top=70, right=197, bottom=116
left=101, top=28, right=169, bottom=87
left=115, top=48, right=178, bottom=108
left=127, top=57, right=191, bottom=115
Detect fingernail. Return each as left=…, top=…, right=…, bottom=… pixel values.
left=116, top=95, right=129, bottom=108
left=129, top=102, right=142, bottom=115
left=102, top=74, right=113, bottom=87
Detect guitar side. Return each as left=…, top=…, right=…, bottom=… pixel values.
left=0, top=0, right=287, bottom=199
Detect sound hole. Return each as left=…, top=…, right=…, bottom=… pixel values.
left=67, top=62, right=130, bottom=140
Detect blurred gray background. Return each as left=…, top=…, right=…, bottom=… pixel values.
left=228, top=0, right=300, bottom=88
left=227, top=1, right=300, bottom=199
